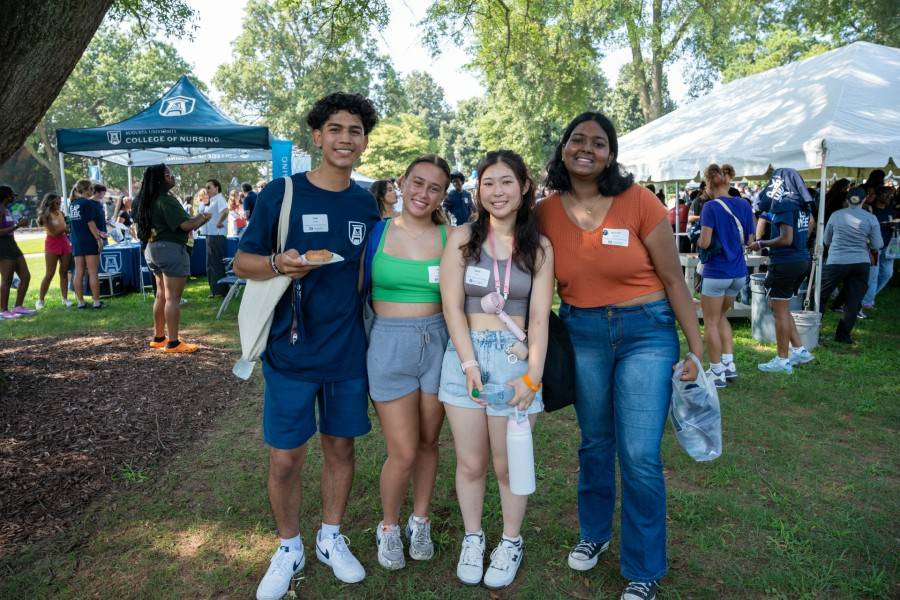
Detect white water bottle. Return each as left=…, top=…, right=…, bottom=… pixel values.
left=507, top=412, right=536, bottom=496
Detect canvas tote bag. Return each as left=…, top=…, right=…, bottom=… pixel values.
left=232, top=176, right=294, bottom=380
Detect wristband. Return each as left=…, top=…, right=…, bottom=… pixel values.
left=521, top=373, right=542, bottom=392
left=270, top=253, right=285, bottom=275
left=460, top=360, right=479, bottom=373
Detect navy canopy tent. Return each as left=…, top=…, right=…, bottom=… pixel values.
left=56, top=76, right=271, bottom=195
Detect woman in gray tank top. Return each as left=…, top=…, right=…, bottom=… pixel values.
left=437, top=150, right=555, bottom=589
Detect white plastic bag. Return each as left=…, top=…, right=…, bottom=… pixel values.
left=670, top=353, right=722, bottom=461
left=232, top=177, right=293, bottom=380
left=885, top=230, right=900, bottom=260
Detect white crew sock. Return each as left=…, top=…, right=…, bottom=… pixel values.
left=710, top=362, right=725, bottom=375
left=722, top=353, right=734, bottom=364
left=320, top=523, right=340, bottom=539
left=281, top=535, right=302, bottom=551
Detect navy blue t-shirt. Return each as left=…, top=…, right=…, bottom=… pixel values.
left=238, top=172, right=380, bottom=382
left=243, top=190, right=257, bottom=218
left=444, top=189, right=472, bottom=225
left=768, top=203, right=811, bottom=265
left=69, top=197, right=101, bottom=253
left=699, top=196, right=755, bottom=279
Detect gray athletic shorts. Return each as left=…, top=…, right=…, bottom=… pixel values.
left=366, top=313, right=449, bottom=401
left=145, top=240, right=190, bottom=278
left=701, top=276, right=745, bottom=297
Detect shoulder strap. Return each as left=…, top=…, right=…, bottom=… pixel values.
left=439, top=223, right=448, bottom=247
left=276, top=176, right=293, bottom=252
left=363, top=218, right=388, bottom=295
left=712, top=198, right=745, bottom=243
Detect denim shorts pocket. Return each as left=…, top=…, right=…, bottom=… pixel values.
left=642, top=301, right=675, bottom=326
left=558, top=303, right=572, bottom=320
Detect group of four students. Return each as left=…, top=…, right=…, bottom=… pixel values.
left=231, top=92, right=703, bottom=600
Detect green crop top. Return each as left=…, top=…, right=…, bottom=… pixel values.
left=372, top=220, right=447, bottom=303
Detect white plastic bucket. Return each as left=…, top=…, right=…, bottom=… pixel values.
left=790, top=310, right=821, bottom=350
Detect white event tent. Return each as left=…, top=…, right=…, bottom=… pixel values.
left=618, top=41, right=900, bottom=310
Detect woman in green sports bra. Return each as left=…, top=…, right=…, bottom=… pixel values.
left=366, top=154, right=452, bottom=570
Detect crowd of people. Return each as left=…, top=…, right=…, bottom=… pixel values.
left=1, top=87, right=896, bottom=600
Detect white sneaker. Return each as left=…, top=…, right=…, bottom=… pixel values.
left=35, top=299, right=45, bottom=310
left=758, top=356, right=793, bottom=374
left=707, top=369, right=726, bottom=389
left=405, top=515, right=434, bottom=560
left=256, top=544, right=304, bottom=600
left=723, top=361, right=738, bottom=380
left=376, top=522, right=405, bottom=570
left=483, top=537, right=524, bottom=589
left=456, top=532, right=485, bottom=585
left=62, top=299, right=73, bottom=307
left=789, top=347, right=815, bottom=365
left=315, top=530, right=365, bottom=583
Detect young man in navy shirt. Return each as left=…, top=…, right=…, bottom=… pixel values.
left=235, top=93, right=380, bottom=599
left=751, top=198, right=816, bottom=374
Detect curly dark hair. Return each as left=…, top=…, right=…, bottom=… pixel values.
left=135, top=164, right=169, bottom=243
left=306, top=92, right=379, bottom=135
left=544, top=111, right=634, bottom=196
left=463, top=150, right=544, bottom=274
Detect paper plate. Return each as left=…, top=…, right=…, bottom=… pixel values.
left=304, top=252, right=344, bottom=265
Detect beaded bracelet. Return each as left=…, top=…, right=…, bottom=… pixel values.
left=270, top=253, right=285, bottom=275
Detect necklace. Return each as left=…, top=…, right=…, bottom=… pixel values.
left=568, top=192, right=604, bottom=216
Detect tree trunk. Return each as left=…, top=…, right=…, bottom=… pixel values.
left=625, top=20, right=654, bottom=123
left=0, top=1, right=113, bottom=164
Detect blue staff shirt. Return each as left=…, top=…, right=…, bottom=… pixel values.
left=699, top=196, right=755, bottom=279
left=69, top=197, right=101, bottom=253
left=238, top=172, right=380, bottom=383
left=768, top=203, right=811, bottom=265
left=243, top=190, right=257, bottom=218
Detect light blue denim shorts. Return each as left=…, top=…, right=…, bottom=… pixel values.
left=438, top=329, right=544, bottom=417
left=367, top=313, right=449, bottom=401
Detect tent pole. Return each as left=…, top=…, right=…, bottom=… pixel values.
left=59, top=152, right=68, bottom=212
left=127, top=163, right=133, bottom=198
left=814, top=140, right=827, bottom=311
left=673, top=181, right=681, bottom=249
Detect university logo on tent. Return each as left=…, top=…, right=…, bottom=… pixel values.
left=102, top=254, right=121, bottom=273
left=348, top=221, right=366, bottom=246
left=106, top=131, right=122, bottom=145
left=159, top=95, right=195, bottom=117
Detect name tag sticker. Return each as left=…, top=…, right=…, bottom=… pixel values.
left=302, top=214, right=329, bottom=233
left=465, top=266, right=491, bottom=287
left=601, top=228, right=630, bottom=247
left=428, top=265, right=440, bottom=284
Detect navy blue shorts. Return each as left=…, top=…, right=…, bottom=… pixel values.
left=262, top=363, right=371, bottom=450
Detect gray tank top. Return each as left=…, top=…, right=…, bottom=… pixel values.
left=464, top=249, right=531, bottom=316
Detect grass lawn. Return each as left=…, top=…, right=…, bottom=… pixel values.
left=15, top=234, right=46, bottom=256
left=2, top=259, right=898, bottom=599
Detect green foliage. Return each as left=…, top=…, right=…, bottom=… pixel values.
left=26, top=25, right=200, bottom=192
left=109, top=0, right=196, bottom=37
left=605, top=62, right=676, bottom=135
left=425, top=0, right=611, bottom=172
left=721, top=25, right=833, bottom=82
left=358, top=113, right=434, bottom=179
left=395, top=71, right=451, bottom=139
left=213, top=0, right=392, bottom=157
left=438, top=97, right=488, bottom=174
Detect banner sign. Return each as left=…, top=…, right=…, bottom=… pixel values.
left=272, top=139, right=293, bottom=178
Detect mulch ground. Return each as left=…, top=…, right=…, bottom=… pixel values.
left=0, top=332, right=242, bottom=558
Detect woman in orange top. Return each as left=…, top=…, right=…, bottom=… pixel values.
left=537, top=112, right=702, bottom=600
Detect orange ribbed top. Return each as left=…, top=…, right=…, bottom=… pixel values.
left=536, top=185, right=668, bottom=307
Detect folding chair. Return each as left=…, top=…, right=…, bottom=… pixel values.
left=216, top=257, right=245, bottom=319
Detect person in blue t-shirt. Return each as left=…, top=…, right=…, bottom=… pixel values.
left=697, top=164, right=755, bottom=388
left=751, top=186, right=816, bottom=374
left=443, top=172, right=473, bottom=225
left=241, top=182, right=257, bottom=220
left=69, top=179, right=106, bottom=309
left=234, top=92, right=381, bottom=598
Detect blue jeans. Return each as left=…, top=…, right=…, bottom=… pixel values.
left=863, top=248, right=894, bottom=306
left=559, top=299, right=680, bottom=582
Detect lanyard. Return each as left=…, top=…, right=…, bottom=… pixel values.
left=487, top=228, right=514, bottom=301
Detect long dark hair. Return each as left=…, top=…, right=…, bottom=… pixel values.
left=463, top=150, right=544, bottom=274
left=403, top=154, right=451, bottom=225
left=369, top=179, right=394, bottom=217
left=544, top=111, right=634, bottom=196
left=135, top=164, right=168, bottom=243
